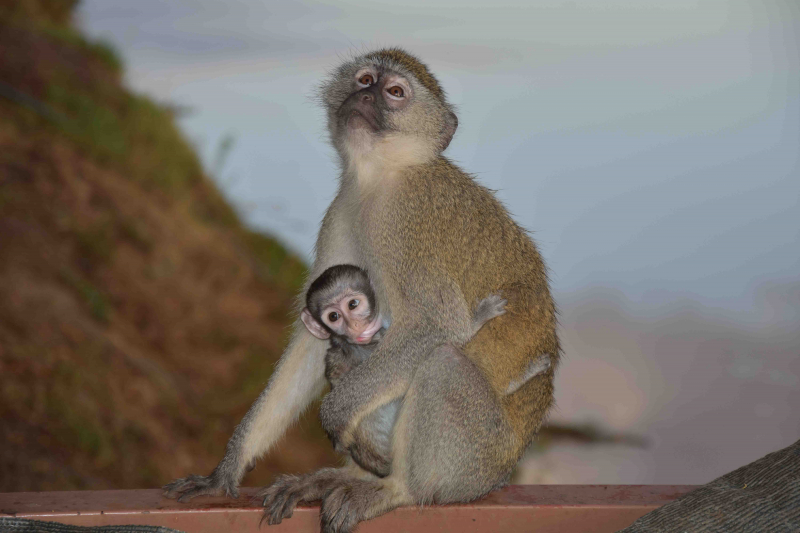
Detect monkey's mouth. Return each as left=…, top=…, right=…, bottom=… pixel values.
left=346, top=110, right=379, bottom=132
left=355, top=317, right=382, bottom=344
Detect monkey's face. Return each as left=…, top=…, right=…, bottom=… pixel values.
left=319, top=290, right=382, bottom=345
left=321, top=49, right=459, bottom=164
left=336, top=67, right=408, bottom=136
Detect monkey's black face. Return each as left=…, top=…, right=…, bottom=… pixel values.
left=339, top=88, right=382, bottom=133
left=336, top=67, right=412, bottom=137
left=320, top=50, right=460, bottom=163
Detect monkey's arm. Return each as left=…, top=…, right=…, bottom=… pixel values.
left=469, top=293, right=507, bottom=339
left=165, top=193, right=356, bottom=501
left=164, top=327, right=328, bottom=501
left=327, top=338, right=376, bottom=387
left=326, top=342, right=356, bottom=387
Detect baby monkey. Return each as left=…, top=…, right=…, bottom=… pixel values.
left=301, top=264, right=400, bottom=476
left=300, top=265, right=385, bottom=388
left=301, top=265, right=551, bottom=476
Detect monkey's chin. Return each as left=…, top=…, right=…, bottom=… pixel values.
left=343, top=128, right=378, bottom=156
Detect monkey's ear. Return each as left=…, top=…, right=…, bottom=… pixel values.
left=301, top=308, right=330, bottom=339
left=440, top=111, right=458, bottom=151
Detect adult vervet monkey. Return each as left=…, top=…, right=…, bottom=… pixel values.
left=165, top=48, right=560, bottom=533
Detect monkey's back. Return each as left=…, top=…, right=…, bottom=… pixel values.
left=368, top=157, right=559, bottom=445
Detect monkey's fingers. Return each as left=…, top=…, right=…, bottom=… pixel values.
left=162, top=474, right=237, bottom=502
left=482, top=294, right=508, bottom=315
left=472, top=293, right=508, bottom=329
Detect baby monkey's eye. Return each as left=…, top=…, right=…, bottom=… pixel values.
left=328, top=311, right=340, bottom=322
left=387, top=86, right=404, bottom=98
left=358, top=74, right=374, bottom=86
left=348, top=299, right=359, bottom=310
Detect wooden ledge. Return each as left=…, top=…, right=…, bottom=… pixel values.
left=0, top=485, right=696, bottom=532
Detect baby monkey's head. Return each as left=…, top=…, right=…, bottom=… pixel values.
left=301, top=265, right=383, bottom=345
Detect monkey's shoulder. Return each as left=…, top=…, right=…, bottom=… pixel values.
left=391, top=159, right=508, bottom=215
left=380, top=159, right=528, bottom=245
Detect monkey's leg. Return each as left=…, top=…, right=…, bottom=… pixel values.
left=347, top=399, right=400, bottom=477
left=400, top=344, right=518, bottom=503
left=505, top=354, right=552, bottom=395
left=316, top=345, right=516, bottom=533
left=320, top=475, right=411, bottom=533
left=163, top=328, right=328, bottom=501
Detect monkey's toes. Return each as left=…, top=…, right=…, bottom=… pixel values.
left=258, top=475, right=305, bottom=525
left=321, top=487, right=356, bottom=533
left=320, top=481, right=378, bottom=533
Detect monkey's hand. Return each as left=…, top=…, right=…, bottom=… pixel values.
left=471, top=293, right=507, bottom=336
left=163, top=471, right=239, bottom=502
left=325, top=347, right=354, bottom=387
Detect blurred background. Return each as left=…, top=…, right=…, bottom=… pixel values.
left=0, top=0, right=797, bottom=491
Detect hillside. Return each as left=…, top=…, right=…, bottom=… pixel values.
left=0, top=0, right=336, bottom=491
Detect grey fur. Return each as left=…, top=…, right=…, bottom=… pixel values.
left=317, top=267, right=510, bottom=478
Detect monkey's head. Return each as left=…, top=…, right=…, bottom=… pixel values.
left=321, top=48, right=458, bottom=167
left=301, top=265, right=383, bottom=345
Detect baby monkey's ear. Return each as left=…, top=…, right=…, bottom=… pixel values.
left=301, top=308, right=330, bottom=339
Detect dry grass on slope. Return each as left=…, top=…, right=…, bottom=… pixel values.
left=0, top=2, right=337, bottom=492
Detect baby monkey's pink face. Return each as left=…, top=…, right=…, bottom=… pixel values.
left=321, top=290, right=382, bottom=344
left=302, top=290, right=383, bottom=345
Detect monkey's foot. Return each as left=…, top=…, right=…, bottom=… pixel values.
left=163, top=474, right=238, bottom=502
left=320, top=478, right=397, bottom=533
left=258, top=468, right=344, bottom=526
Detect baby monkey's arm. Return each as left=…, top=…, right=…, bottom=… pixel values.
left=325, top=337, right=374, bottom=388
left=470, top=293, right=508, bottom=337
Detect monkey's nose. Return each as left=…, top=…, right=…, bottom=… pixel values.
left=360, top=92, right=374, bottom=103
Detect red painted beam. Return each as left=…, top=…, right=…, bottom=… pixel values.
left=0, top=485, right=696, bottom=532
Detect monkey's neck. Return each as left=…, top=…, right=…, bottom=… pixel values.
left=342, top=134, right=439, bottom=188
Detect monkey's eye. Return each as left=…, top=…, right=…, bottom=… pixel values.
left=358, top=74, right=375, bottom=86
left=387, top=86, right=404, bottom=98
left=328, top=311, right=340, bottom=322
left=348, top=299, right=359, bottom=310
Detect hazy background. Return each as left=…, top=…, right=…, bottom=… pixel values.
left=76, top=0, right=799, bottom=484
